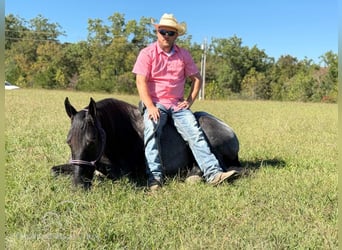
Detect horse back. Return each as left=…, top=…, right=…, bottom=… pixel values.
left=195, top=111, right=240, bottom=169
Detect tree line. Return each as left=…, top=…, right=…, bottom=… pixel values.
left=5, top=13, right=337, bottom=102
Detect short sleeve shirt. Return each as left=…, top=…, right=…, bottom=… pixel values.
left=132, top=41, right=199, bottom=109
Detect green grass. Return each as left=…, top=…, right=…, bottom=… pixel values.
left=5, top=89, right=337, bottom=249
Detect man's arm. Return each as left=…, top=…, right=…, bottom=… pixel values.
left=177, top=72, right=202, bottom=110
left=136, top=74, right=160, bottom=121
left=187, top=72, right=203, bottom=106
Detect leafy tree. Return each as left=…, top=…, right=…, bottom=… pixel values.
left=211, top=36, right=273, bottom=96
left=270, top=55, right=300, bottom=100
left=212, top=36, right=244, bottom=92
left=5, top=14, right=27, bottom=49
left=27, top=14, right=65, bottom=42
left=33, top=42, right=64, bottom=88
left=108, top=13, right=126, bottom=37
left=318, top=51, right=338, bottom=102
left=5, top=39, right=37, bottom=86
left=87, top=18, right=110, bottom=45
left=59, top=42, right=89, bottom=88
left=286, top=71, right=316, bottom=102
left=241, top=68, right=271, bottom=99
left=125, top=16, right=155, bottom=50
left=5, top=14, right=65, bottom=87
left=4, top=13, right=338, bottom=103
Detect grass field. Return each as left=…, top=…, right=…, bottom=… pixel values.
left=5, top=89, right=337, bottom=249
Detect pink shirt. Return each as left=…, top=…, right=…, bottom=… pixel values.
left=132, top=41, right=199, bottom=109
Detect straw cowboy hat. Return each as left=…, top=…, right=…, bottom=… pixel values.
left=152, top=13, right=187, bottom=36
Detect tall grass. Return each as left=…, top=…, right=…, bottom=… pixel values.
left=5, top=89, right=337, bottom=249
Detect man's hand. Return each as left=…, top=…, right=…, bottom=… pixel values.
left=176, top=100, right=191, bottom=110
left=147, top=106, right=160, bottom=122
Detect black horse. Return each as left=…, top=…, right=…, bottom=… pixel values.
left=51, top=97, right=240, bottom=189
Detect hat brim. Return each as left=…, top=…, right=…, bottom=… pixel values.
left=153, top=23, right=186, bottom=36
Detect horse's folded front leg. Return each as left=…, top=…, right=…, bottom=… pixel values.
left=96, top=162, right=120, bottom=180
left=51, top=164, right=75, bottom=177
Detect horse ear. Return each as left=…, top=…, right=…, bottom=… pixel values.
left=65, top=97, right=77, bottom=118
left=88, top=97, right=97, bottom=118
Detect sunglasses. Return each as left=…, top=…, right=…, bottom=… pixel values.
left=158, top=29, right=177, bottom=37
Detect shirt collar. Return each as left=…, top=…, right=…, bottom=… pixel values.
left=156, top=42, right=178, bottom=56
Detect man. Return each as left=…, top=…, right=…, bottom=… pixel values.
left=132, top=13, right=240, bottom=190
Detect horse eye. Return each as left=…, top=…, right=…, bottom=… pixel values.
left=66, top=133, right=72, bottom=145
left=85, top=130, right=97, bottom=144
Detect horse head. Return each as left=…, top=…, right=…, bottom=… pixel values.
left=65, top=97, right=106, bottom=189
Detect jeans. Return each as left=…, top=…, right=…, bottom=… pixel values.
left=143, top=103, right=223, bottom=183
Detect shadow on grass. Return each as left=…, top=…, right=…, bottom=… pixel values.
left=222, top=158, right=287, bottom=183
left=240, top=158, right=286, bottom=170
left=50, top=163, right=148, bottom=189
left=51, top=158, right=287, bottom=190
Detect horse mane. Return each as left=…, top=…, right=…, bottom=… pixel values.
left=90, top=98, right=144, bottom=171
left=94, top=98, right=142, bottom=135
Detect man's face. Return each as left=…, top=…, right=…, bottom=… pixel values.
left=157, top=26, right=178, bottom=49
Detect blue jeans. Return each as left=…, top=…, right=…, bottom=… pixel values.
left=143, top=103, right=223, bottom=183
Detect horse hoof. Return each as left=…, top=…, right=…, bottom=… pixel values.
left=185, top=175, right=203, bottom=184
left=149, top=184, right=162, bottom=192
left=94, top=170, right=106, bottom=178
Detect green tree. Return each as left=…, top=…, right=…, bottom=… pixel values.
left=126, top=17, right=153, bottom=50
left=212, top=36, right=245, bottom=92
left=27, top=14, right=65, bottom=42
left=270, top=55, right=300, bottom=100
left=5, top=14, right=65, bottom=87
left=5, top=39, right=37, bottom=86
left=211, top=36, right=273, bottom=97
left=108, top=12, right=126, bottom=37
left=33, top=42, right=68, bottom=88
left=5, top=14, right=27, bottom=50
left=241, top=68, right=271, bottom=99
left=286, top=71, right=316, bottom=102
left=5, top=13, right=337, bottom=102
left=318, top=51, right=338, bottom=102
left=87, top=18, right=110, bottom=45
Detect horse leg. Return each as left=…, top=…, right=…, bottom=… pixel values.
left=51, top=164, right=74, bottom=177
left=51, top=163, right=95, bottom=190
left=96, top=161, right=121, bottom=180
left=72, top=165, right=95, bottom=190
left=223, top=155, right=241, bottom=168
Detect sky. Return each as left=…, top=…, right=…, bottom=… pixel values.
left=5, top=0, right=338, bottom=63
